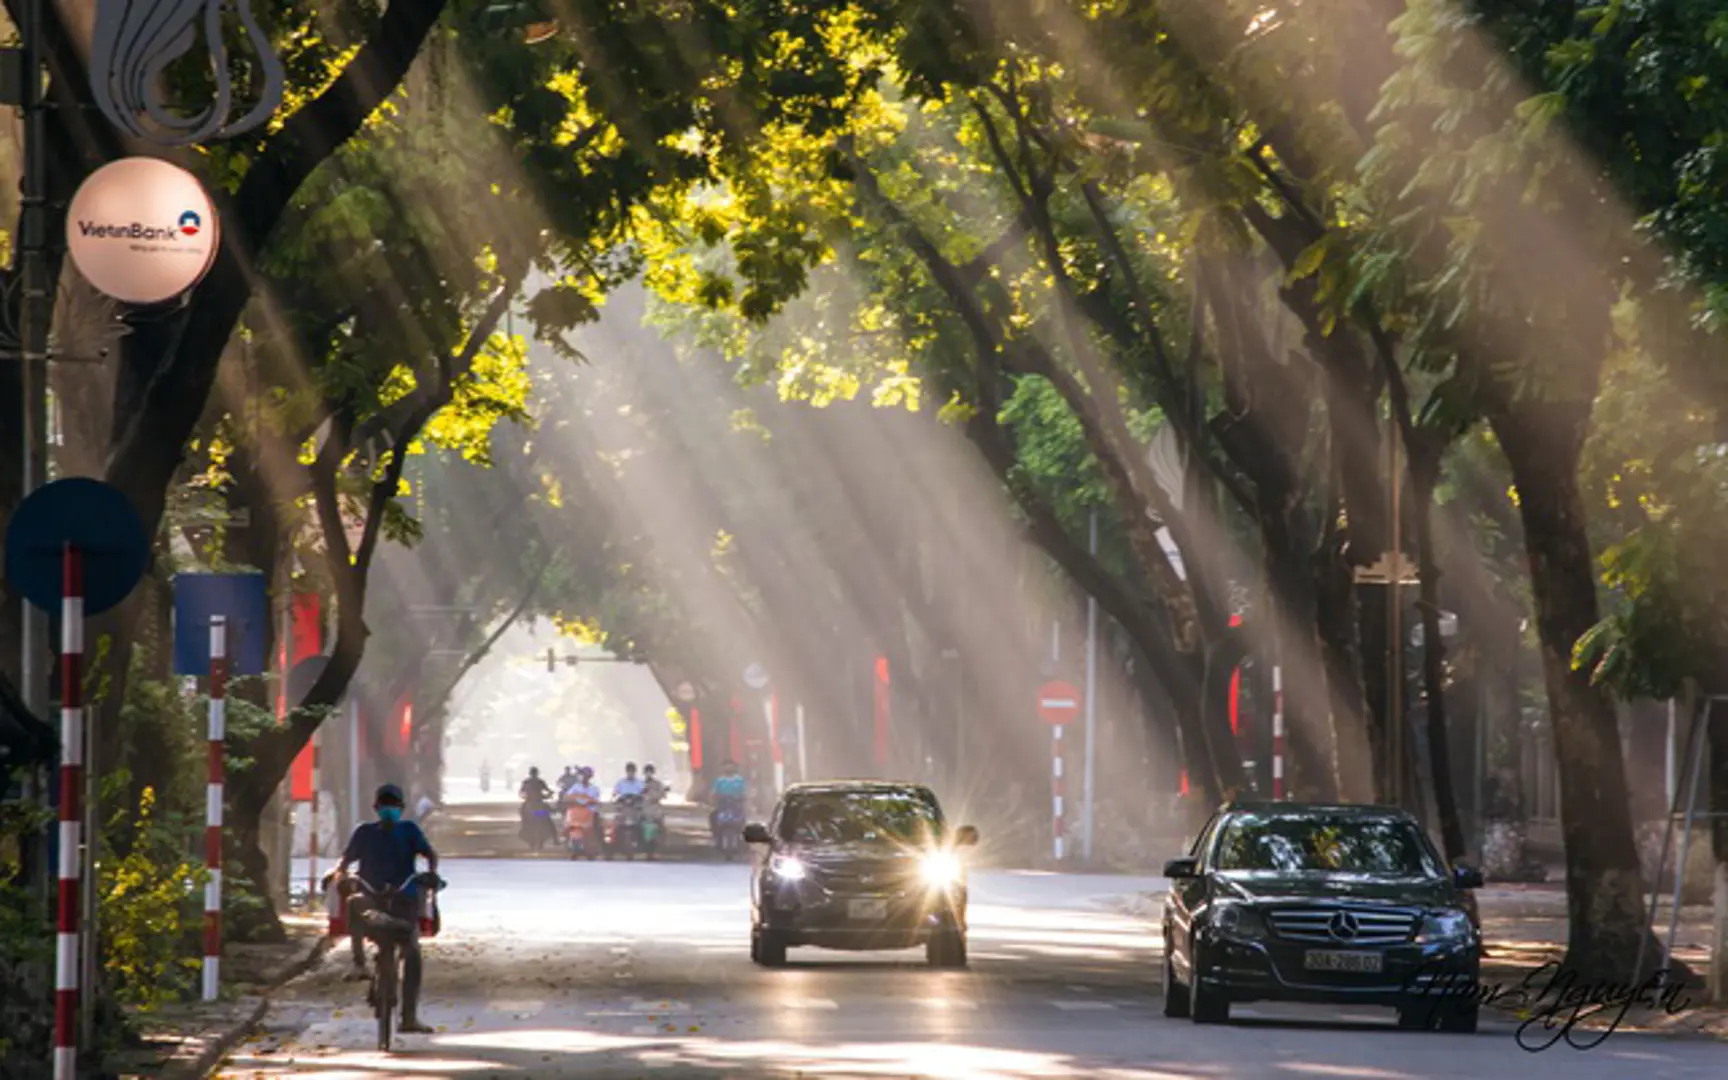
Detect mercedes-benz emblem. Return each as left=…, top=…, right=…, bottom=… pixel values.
left=1327, top=911, right=1361, bottom=941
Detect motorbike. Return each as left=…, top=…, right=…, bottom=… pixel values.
left=607, top=794, right=645, bottom=860
left=713, top=797, right=746, bottom=860
left=519, top=797, right=558, bottom=852
left=640, top=797, right=665, bottom=860
left=564, top=793, right=602, bottom=859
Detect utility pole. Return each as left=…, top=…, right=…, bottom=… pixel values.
left=1081, top=509, right=1098, bottom=862
left=18, top=0, right=50, bottom=719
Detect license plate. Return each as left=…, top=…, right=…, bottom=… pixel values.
left=1304, top=950, right=1383, bottom=973
left=848, top=898, right=889, bottom=920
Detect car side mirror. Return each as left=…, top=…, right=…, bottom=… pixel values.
left=1451, top=863, right=1484, bottom=890
left=954, top=825, right=979, bottom=847
left=743, top=823, right=771, bottom=845
left=1163, top=856, right=1199, bottom=879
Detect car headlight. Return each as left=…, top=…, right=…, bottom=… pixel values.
left=1211, top=902, right=1267, bottom=940
left=921, top=851, right=963, bottom=888
left=770, top=855, right=806, bottom=881
left=1416, top=909, right=1473, bottom=944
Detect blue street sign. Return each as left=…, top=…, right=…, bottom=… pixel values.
left=3, top=478, right=149, bottom=615
left=173, top=573, right=270, bottom=675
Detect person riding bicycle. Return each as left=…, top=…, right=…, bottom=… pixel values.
left=329, top=783, right=438, bottom=1034
left=710, top=759, right=747, bottom=836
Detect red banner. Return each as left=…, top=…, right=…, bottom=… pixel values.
left=397, top=697, right=414, bottom=756
left=287, top=594, right=321, bottom=801
left=873, top=656, right=890, bottom=766
left=689, top=708, right=703, bottom=771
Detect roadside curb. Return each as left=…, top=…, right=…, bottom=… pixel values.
left=172, top=934, right=333, bottom=1080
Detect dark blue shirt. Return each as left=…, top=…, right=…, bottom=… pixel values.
left=342, top=820, right=434, bottom=892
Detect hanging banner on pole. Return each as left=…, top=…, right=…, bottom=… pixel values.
left=286, top=594, right=322, bottom=801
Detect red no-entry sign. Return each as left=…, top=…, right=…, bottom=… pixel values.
left=1037, top=680, right=1082, bottom=725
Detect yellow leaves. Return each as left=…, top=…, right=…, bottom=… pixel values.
left=937, top=392, right=977, bottom=426
left=540, top=472, right=565, bottom=509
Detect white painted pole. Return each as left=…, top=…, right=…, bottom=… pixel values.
left=349, top=697, right=360, bottom=842
left=796, top=704, right=808, bottom=783
left=1666, top=698, right=1677, bottom=810
left=1082, top=509, right=1098, bottom=862
left=1052, top=724, right=1065, bottom=862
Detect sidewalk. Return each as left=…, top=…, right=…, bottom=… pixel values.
left=107, top=913, right=329, bottom=1078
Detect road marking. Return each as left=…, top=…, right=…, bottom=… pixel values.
left=921, top=999, right=978, bottom=1009
left=629, top=1000, right=691, bottom=1013
left=485, top=1000, right=545, bottom=1016
left=789, top=997, right=838, bottom=1009
left=1052, top=1000, right=1115, bottom=1010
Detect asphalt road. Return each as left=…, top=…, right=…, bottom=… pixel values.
left=221, top=859, right=1724, bottom=1078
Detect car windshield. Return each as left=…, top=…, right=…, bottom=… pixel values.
left=779, top=791, right=942, bottom=846
left=1212, top=813, right=1440, bottom=877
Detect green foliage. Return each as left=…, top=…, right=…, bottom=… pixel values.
left=97, top=783, right=206, bottom=1010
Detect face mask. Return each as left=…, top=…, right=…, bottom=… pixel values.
left=378, top=806, right=402, bottom=823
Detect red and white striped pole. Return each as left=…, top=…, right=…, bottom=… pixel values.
left=1052, top=725, right=1065, bottom=861
left=203, top=615, right=228, bottom=1001
left=1271, top=665, right=1285, bottom=801
left=55, top=545, right=84, bottom=1080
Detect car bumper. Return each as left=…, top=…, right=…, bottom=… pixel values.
left=1195, top=935, right=1481, bottom=1008
left=761, top=886, right=966, bottom=949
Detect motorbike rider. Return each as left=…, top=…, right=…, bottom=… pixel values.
left=564, top=766, right=602, bottom=844
left=479, top=760, right=491, bottom=792
left=328, top=783, right=438, bottom=1034
left=710, top=759, right=747, bottom=839
left=610, top=763, right=646, bottom=848
left=519, top=766, right=554, bottom=839
left=555, top=766, right=575, bottom=808
left=613, top=762, right=646, bottom=800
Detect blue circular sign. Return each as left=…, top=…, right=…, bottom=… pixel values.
left=4, top=478, right=149, bottom=615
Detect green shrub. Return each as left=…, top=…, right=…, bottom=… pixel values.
left=97, top=785, right=206, bottom=1010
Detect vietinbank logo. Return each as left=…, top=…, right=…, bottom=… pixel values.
left=75, top=217, right=198, bottom=242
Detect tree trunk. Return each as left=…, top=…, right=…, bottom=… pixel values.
left=1410, top=466, right=1467, bottom=861
left=1489, top=402, right=1652, bottom=982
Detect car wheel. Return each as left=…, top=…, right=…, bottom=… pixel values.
left=1437, top=1003, right=1479, bottom=1034
left=749, top=927, right=761, bottom=964
left=756, top=929, right=788, bottom=968
left=926, top=931, right=967, bottom=968
left=1188, top=947, right=1229, bottom=1024
left=1162, top=951, right=1190, bottom=1018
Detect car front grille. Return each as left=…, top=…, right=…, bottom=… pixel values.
left=812, top=862, right=916, bottom=895
left=1267, top=906, right=1416, bottom=945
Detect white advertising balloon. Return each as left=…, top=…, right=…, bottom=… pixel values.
left=66, top=157, right=219, bottom=305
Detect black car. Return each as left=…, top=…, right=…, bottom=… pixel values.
left=1160, top=802, right=1484, bottom=1030
left=744, top=781, right=979, bottom=968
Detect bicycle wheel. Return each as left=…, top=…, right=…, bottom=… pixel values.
left=375, top=943, right=396, bottom=1051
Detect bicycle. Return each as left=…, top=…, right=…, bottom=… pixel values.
left=336, top=871, right=443, bottom=1051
